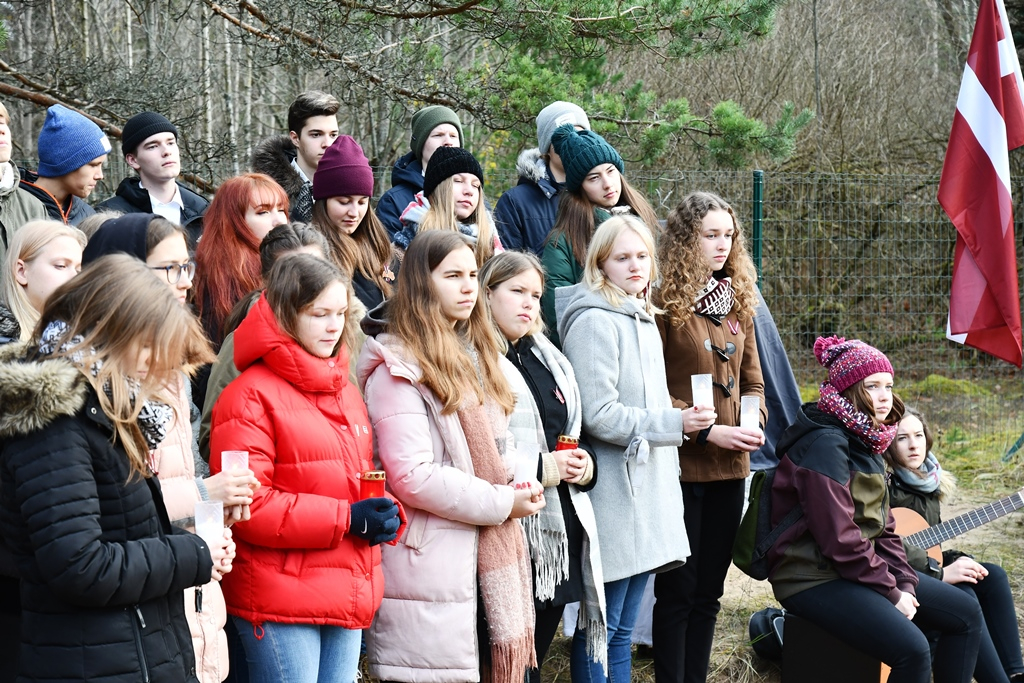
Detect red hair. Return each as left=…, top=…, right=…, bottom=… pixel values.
left=193, top=173, right=289, bottom=346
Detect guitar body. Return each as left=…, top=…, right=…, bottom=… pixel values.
left=891, top=507, right=943, bottom=566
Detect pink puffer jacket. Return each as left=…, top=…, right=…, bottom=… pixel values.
left=151, top=373, right=228, bottom=683
left=357, top=334, right=515, bottom=682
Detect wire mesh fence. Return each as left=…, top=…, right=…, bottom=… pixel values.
left=80, top=161, right=1024, bottom=451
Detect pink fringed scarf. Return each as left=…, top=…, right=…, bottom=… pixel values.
left=457, top=401, right=536, bottom=683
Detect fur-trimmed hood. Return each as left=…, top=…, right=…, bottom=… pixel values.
left=0, top=302, right=20, bottom=343
left=250, top=135, right=304, bottom=197
left=515, top=148, right=548, bottom=185
left=0, top=341, right=87, bottom=439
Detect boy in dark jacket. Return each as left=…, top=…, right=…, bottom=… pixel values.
left=493, top=101, right=589, bottom=256
left=251, top=90, right=339, bottom=223
left=19, top=104, right=109, bottom=226
left=376, top=105, right=463, bottom=240
left=95, top=111, right=209, bottom=245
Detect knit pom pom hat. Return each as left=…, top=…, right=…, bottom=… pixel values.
left=550, top=124, right=623, bottom=193
left=422, top=146, right=483, bottom=199
left=814, top=335, right=894, bottom=392
left=313, top=135, right=374, bottom=200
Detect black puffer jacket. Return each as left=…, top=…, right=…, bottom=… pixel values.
left=0, top=342, right=214, bottom=683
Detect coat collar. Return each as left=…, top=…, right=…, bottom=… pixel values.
left=0, top=341, right=89, bottom=439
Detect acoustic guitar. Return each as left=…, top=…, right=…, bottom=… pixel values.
left=891, top=489, right=1024, bottom=566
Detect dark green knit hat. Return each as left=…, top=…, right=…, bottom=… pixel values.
left=550, top=124, right=624, bottom=193
left=410, top=105, right=464, bottom=161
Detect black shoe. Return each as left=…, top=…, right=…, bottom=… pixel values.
left=634, top=644, right=654, bottom=660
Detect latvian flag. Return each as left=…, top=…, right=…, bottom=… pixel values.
left=939, top=0, right=1024, bottom=367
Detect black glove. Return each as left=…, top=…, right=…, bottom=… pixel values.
left=349, top=497, right=401, bottom=546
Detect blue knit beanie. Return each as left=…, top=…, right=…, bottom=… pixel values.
left=550, top=124, right=623, bottom=193
left=37, top=105, right=112, bottom=178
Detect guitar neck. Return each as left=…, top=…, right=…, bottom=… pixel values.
left=904, top=491, right=1024, bottom=550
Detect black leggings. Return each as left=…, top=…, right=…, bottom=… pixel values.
left=956, top=562, right=1024, bottom=683
left=780, top=572, right=983, bottom=683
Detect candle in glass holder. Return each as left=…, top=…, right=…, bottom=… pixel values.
left=359, top=470, right=386, bottom=499
left=691, top=374, right=714, bottom=408
left=195, top=500, right=224, bottom=546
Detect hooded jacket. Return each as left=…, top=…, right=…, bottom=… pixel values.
left=250, top=135, right=312, bottom=223
left=376, top=151, right=424, bottom=242
left=766, top=404, right=919, bottom=604
left=210, top=294, right=392, bottom=629
left=555, top=284, right=689, bottom=582
left=0, top=342, right=213, bottom=683
left=95, top=178, right=209, bottom=245
left=18, top=169, right=96, bottom=226
left=0, top=162, right=47, bottom=264
left=493, top=149, right=562, bottom=256
left=357, top=333, right=516, bottom=682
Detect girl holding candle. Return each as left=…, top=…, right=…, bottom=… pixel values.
left=210, top=253, right=403, bottom=683
left=0, top=256, right=232, bottom=683
left=556, top=215, right=692, bottom=683
left=650, top=191, right=766, bottom=683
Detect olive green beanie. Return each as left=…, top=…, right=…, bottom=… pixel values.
left=410, top=105, right=464, bottom=161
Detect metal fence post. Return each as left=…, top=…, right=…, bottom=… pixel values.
left=752, top=169, right=764, bottom=282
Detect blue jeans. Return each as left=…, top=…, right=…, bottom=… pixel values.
left=571, top=573, right=649, bottom=683
left=233, top=617, right=362, bottom=683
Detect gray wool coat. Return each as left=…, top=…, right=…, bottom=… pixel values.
left=556, top=284, right=689, bottom=582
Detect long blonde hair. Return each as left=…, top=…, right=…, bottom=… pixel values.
left=419, top=177, right=497, bottom=266
left=656, top=191, right=758, bottom=326
left=1, top=220, right=87, bottom=341
left=583, top=215, right=661, bottom=314
left=33, top=255, right=214, bottom=478
left=387, top=231, right=514, bottom=414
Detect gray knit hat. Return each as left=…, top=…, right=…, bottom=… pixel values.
left=37, top=105, right=112, bottom=178
left=410, top=105, right=464, bottom=161
left=550, top=124, right=623, bottom=193
left=536, top=102, right=590, bottom=154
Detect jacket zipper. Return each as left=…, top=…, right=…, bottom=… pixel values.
left=131, top=605, right=151, bottom=683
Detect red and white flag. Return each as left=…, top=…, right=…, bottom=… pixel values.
left=939, top=0, right=1024, bottom=367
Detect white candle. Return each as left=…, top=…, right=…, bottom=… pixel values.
left=194, top=500, right=224, bottom=546
left=691, top=374, right=714, bottom=409
left=740, top=396, right=761, bottom=431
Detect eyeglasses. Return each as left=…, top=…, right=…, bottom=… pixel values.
left=150, top=261, right=196, bottom=284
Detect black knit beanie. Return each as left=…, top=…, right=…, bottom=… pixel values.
left=422, top=147, right=484, bottom=199
left=82, top=213, right=157, bottom=265
left=121, top=112, right=178, bottom=156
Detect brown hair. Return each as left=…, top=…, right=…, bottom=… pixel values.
left=883, top=406, right=933, bottom=473
left=34, top=254, right=214, bottom=478
left=388, top=231, right=514, bottom=414
left=548, top=174, right=659, bottom=267
left=841, top=382, right=904, bottom=427
left=656, top=191, right=759, bottom=326
left=287, top=90, right=340, bottom=134
left=311, top=198, right=393, bottom=297
left=265, top=253, right=356, bottom=358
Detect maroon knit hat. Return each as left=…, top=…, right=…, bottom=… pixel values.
left=313, top=135, right=374, bottom=200
left=813, top=335, right=894, bottom=392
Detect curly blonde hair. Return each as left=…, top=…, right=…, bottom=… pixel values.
left=656, top=191, right=758, bottom=327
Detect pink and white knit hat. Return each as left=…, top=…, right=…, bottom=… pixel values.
left=814, top=335, right=893, bottom=392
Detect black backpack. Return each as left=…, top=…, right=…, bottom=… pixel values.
left=732, top=466, right=803, bottom=580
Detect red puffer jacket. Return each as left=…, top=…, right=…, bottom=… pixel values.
left=210, top=294, right=399, bottom=629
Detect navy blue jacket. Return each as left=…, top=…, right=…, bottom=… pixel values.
left=376, top=152, right=424, bottom=242
left=493, top=149, right=563, bottom=257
